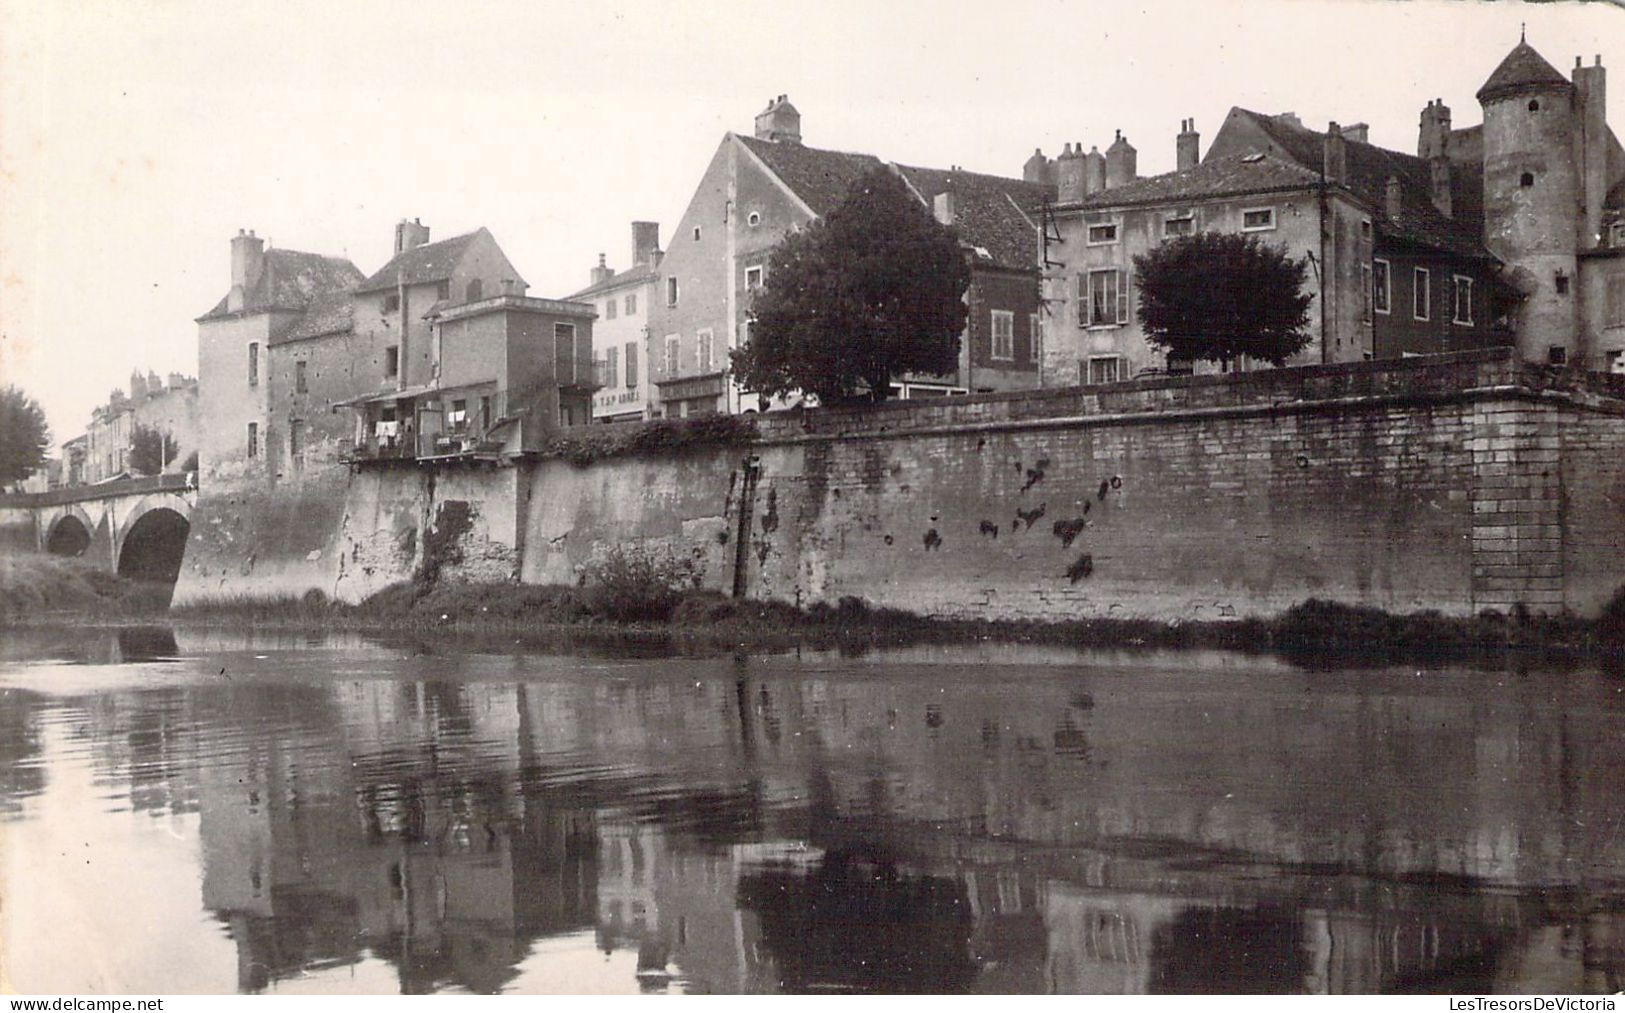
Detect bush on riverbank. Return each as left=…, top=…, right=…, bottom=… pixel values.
left=0, top=553, right=166, bottom=621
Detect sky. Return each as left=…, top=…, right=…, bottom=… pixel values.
left=1, top=0, right=1620, bottom=447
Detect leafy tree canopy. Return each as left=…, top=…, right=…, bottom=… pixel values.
left=731, top=167, right=971, bottom=404
left=0, top=386, right=50, bottom=489
left=1133, top=231, right=1314, bottom=368
left=130, top=424, right=179, bottom=477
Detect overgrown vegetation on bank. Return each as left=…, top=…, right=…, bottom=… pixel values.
left=8, top=546, right=1624, bottom=671
left=0, top=553, right=171, bottom=621
left=535, top=415, right=757, bottom=467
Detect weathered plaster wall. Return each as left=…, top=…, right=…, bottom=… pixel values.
left=173, top=350, right=1624, bottom=620
left=172, top=467, right=349, bottom=603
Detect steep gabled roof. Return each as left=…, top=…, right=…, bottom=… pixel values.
left=1477, top=41, right=1572, bottom=103
left=893, top=164, right=1050, bottom=271
left=1064, top=152, right=1323, bottom=208
left=197, top=249, right=363, bottom=321
left=1224, top=108, right=1491, bottom=259
left=736, top=134, right=885, bottom=215
left=278, top=290, right=354, bottom=344
left=356, top=229, right=484, bottom=294
left=737, top=134, right=1049, bottom=272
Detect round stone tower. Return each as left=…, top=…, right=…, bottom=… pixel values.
left=1477, top=39, right=1580, bottom=362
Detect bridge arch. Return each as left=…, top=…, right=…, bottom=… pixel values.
left=114, top=493, right=193, bottom=586
left=44, top=505, right=95, bottom=557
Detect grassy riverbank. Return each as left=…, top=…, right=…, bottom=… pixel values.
left=5, top=552, right=1622, bottom=669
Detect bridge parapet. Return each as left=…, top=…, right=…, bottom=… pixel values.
left=0, top=473, right=193, bottom=509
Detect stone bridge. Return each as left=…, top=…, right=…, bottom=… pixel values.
left=0, top=474, right=197, bottom=582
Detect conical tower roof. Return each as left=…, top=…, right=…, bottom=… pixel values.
left=1477, top=40, right=1571, bottom=103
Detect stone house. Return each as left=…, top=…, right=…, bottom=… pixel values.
left=567, top=222, right=663, bottom=423
left=647, top=96, right=1051, bottom=417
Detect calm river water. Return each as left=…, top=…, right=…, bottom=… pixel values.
left=1, top=626, right=1622, bottom=994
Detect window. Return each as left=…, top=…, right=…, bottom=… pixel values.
left=289, top=420, right=303, bottom=462
left=1555, top=273, right=1570, bottom=295
left=436, top=280, right=451, bottom=301
left=1030, top=313, right=1043, bottom=366
left=605, top=298, right=617, bottom=320
left=625, top=293, right=637, bottom=315
left=1086, top=222, right=1119, bottom=245
left=1080, top=269, right=1128, bottom=327
left=1549, top=346, right=1567, bottom=366
left=747, top=211, right=761, bottom=227
left=1163, top=213, right=1194, bottom=238
left=1413, top=267, right=1431, bottom=321
left=1608, top=349, right=1623, bottom=374
left=1242, top=207, right=1276, bottom=231
left=1520, top=172, right=1535, bottom=188
left=1453, top=275, right=1474, bottom=325
left=745, top=266, right=763, bottom=291
left=246, top=422, right=258, bottom=458
left=625, top=342, right=639, bottom=387
left=480, top=395, right=492, bottom=430
left=295, top=360, right=308, bottom=394
left=1611, top=223, right=1625, bottom=248
left=1361, top=219, right=1373, bottom=241
left=465, top=279, right=483, bottom=302
left=383, top=293, right=400, bottom=312
left=693, top=226, right=702, bottom=241
left=991, top=310, right=1014, bottom=360
left=1528, top=99, right=1540, bottom=112
left=384, top=345, right=400, bottom=378
left=448, top=399, right=467, bottom=431
left=1373, top=259, right=1391, bottom=314
left=1087, top=357, right=1121, bottom=385
left=1361, top=264, right=1373, bottom=322
left=667, top=277, right=679, bottom=307
left=664, top=334, right=680, bottom=376
left=606, top=346, right=619, bottom=388
left=698, top=329, right=714, bottom=372
left=1609, top=277, right=1625, bottom=327
left=247, top=342, right=259, bottom=386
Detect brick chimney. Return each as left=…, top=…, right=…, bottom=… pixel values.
left=1083, top=146, right=1106, bottom=194
left=1323, top=122, right=1347, bottom=184
left=1105, top=131, right=1137, bottom=189
left=1176, top=118, right=1200, bottom=172
left=1056, top=143, right=1086, bottom=203
left=1342, top=122, right=1369, bottom=144
left=228, top=229, right=265, bottom=313
left=130, top=370, right=148, bottom=401
left=590, top=253, right=614, bottom=287
left=754, top=94, right=801, bottom=144
left=1023, top=147, right=1056, bottom=186
left=631, top=221, right=661, bottom=267
left=1430, top=156, right=1453, bottom=218
left=394, top=218, right=430, bottom=254
left=1418, top=99, right=1452, bottom=160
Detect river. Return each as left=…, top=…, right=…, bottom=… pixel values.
left=1, top=626, right=1622, bottom=994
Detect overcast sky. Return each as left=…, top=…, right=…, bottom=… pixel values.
left=1, top=0, right=1620, bottom=446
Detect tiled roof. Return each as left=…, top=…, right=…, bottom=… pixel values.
left=356, top=229, right=482, bottom=293
left=737, top=134, right=885, bottom=216
left=738, top=134, right=1049, bottom=272
left=278, top=290, right=354, bottom=344
left=1477, top=41, right=1571, bottom=103
left=894, top=164, right=1050, bottom=271
left=567, top=261, right=658, bottom=300
left=1064, top=152, right=1322, bottom=208
left=1229, top=109, right=1491, bottom=259
left=198, top=249, right=363, bottom=321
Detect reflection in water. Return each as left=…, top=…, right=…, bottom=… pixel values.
left=1, top=629, right=1624, bottom=994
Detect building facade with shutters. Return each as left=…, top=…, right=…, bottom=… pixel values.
left=568, top=222, right=663, bottom=423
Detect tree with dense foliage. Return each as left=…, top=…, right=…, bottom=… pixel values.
left=1133, top=231, right=1315, bottom=368
left=731, top=167, right=971, bottom=404
left=129, top=424, right=178, bottom=476
left=0, top=386, right=50, bottom=489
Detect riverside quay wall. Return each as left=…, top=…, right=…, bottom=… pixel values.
left=172, top=350, right=1625, bottom=621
